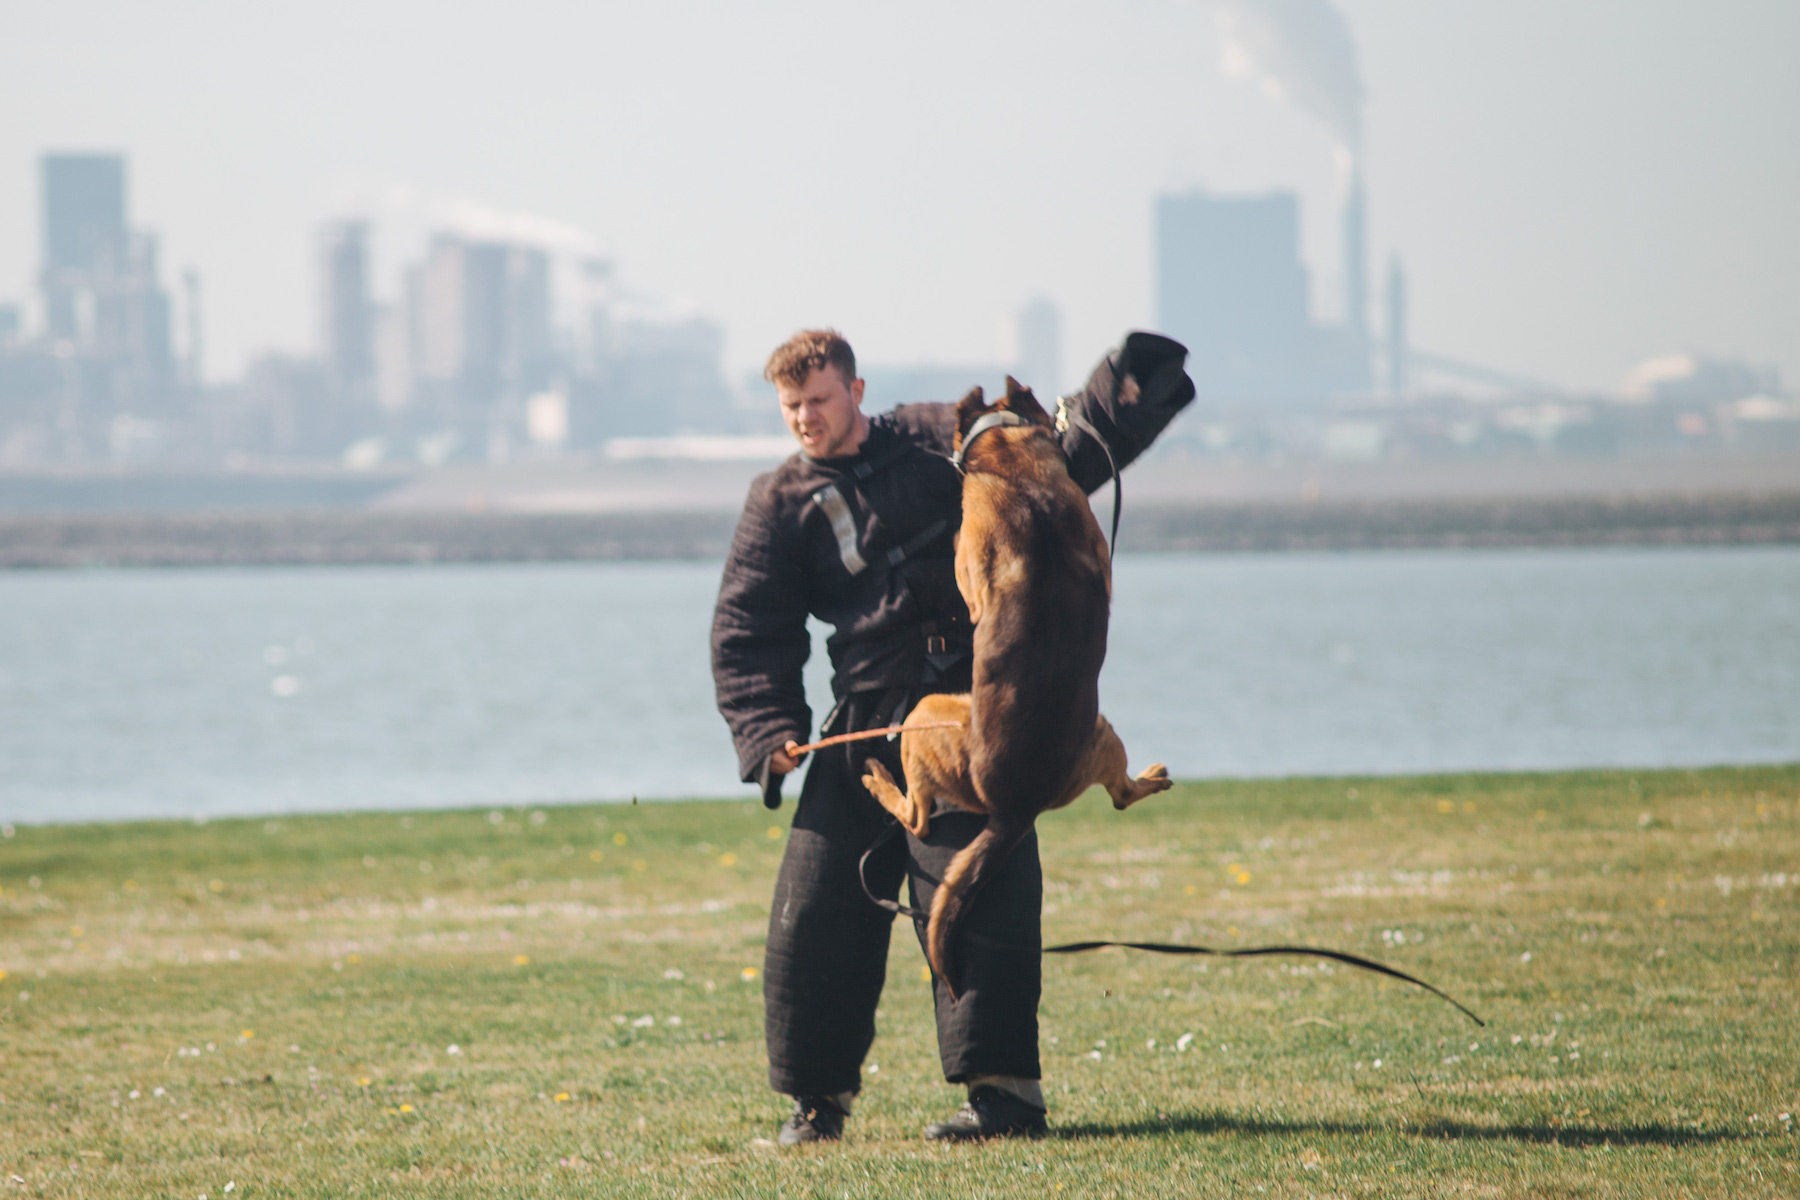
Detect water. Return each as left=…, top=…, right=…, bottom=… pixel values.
left=2, top=547, right=1796, bottom=825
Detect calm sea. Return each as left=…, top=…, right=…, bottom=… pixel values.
left=2, top=546, right=1796, bottom=825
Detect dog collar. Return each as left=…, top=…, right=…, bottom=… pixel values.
left=951, top=410, right=1031, bottom=470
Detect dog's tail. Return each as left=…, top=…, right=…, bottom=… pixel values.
left=927, top=815, right=1031, bottom=999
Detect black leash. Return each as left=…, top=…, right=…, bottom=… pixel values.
left=1059, top=407, right=1122, bottom=559
left=854, top=388, right=1480, bottom=1025
left=856, top=823, right=1484, bottom=1027
left=1041, top=939, right=1485, bottom=1027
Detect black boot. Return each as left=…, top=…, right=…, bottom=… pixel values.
left=778, top=1094, right=849, bottom=1146
left=923, top=1085, right=1048, bottom=1141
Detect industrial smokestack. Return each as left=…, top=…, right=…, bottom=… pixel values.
left=1214, top=0, right=1364, bottom=160
left=1214, top=0, right=1371, bottom=376
left=182, top=268, right=203, bottom=388
left=1343, top=169, right=1368, bottom=342
left=1385, top=253, right=1408, bottom=397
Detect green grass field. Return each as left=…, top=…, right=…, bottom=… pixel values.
left=3, top=766, right=1796, bottom=1198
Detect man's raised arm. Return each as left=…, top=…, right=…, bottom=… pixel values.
left=1057, top=331, right=1196, bottom=494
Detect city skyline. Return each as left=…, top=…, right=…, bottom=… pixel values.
left=2, top=1, right=1796, bottom=393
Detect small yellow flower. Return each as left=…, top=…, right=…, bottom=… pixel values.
left=1183, top=884, right=1197, bottom=895
left=241, top=1029, right=255, bottom=1040
left=1462, top=801, right=1477, bottom=814
left=514, top=954, right=531, bottom=966
left=767, top=826, right=783, bottom=840
left=400, top=1103, right=413, bottom=1113
left=1436, top=800, right=1454, bottom=814
left=632, top=859, right=647, bottom=872
left=357, top=1077, right=371, bottom=1087
left=740, top=967, right=758, bottom=981
left=612, top=832, right=629, bottom=846
left=70, top=924, right=84, bottom=937
left=123, top=880, right=139, bottom=892
left=0, top=970, right=7, bottom=982
left=1535, top=810, right=1548, bottom=821
left=1235, top=872, right=1251, bottom=885
left=554, top=1092, right=571, bottom=1102
left=919, top=966, right=932, bottom=982
left=589, top=850, right=604, bottom=863
left=719, top=853, right=738, bottom=868
left=210, top=879, right=225, bottom=892
left=347, top=954, right=361, bottom=963
left=1655, top=897, right=1668, bottom=909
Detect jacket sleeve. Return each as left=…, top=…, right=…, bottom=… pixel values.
left=711, top=474, right=813, bottom=787
left=1058, top=331, right=1196, bottom=495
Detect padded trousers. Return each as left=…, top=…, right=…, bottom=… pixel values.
left=762, top=697, right=1043, bottom=1098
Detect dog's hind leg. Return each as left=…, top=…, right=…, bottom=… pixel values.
left=1087, top=715, right=1172, bottom=810
left=862, top=759, right=932, bottom=837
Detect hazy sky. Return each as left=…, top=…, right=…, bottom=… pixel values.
left=3, top=0, right=1796, bottom=391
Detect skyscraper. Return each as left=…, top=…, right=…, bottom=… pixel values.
left=1156, top=188, right=1374, bottom=406
left=319, top=221, right=374, bottom=397
left=1155, top=190, right=1314, bottom=404
left=41, top=154, right=127, bottom=342
left=37, top=152, right=174, bottom=421
left=408, top=235, right=553, bottom=444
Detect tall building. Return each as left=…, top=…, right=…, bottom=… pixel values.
left=1156, top=190, right=1314, bottom=404
left=34, top=152, right=175, bottom=434
left=408, top=235, right=553, bottom=446
left=318, top=221, right=374, bottom=397
left=41, top=154, right=126, bottom=341
left=1155, top=188, right=1371, bottom=406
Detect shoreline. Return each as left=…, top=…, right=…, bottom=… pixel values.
left=4, top=490, right=1799, bottom=568
left=8, top=760, right=1797, bottom=832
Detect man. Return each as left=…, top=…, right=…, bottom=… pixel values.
left=711, top=328, right=1193, bottom=1144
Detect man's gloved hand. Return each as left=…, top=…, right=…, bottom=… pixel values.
left=772, top=740, right=807, bottom=775
left=760, top=740, right=809, bottom=809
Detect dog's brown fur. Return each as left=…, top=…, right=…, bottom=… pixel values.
left=861, top=378, right=1170, bottom=993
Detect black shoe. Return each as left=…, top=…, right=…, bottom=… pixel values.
left=778, top=1095, right=848, bottom=1146
left=923, top=1085, right=1048, bottom=1141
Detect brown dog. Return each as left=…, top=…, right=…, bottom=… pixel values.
left=861, top=378, right=1170, bottom=993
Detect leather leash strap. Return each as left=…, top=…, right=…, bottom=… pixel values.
left=854, top=823, right=1483, bottom=1026
left=1058, top=406, right=1122, bottom=559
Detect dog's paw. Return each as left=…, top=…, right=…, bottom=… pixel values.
left=861, top=759, right=897, bottom=797
left=1138, top=763, right=1173, bottom=792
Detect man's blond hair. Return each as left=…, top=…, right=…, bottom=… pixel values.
left=764, top=329, right=856, bottom=389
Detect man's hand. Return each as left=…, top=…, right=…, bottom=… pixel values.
left=771, top=740, right=808, bottom=775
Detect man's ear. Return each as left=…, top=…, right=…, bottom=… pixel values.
left=953, top=386, right=988, bottom=454
left=1001, top=375, right=1053, bottom=426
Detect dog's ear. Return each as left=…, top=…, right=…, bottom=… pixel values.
left=1001, top=375, right=1054, bottom=427
left=953, top=386, right=988, bottom=453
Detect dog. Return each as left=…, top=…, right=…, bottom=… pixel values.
left=861, top=377, right=1170, bottom=994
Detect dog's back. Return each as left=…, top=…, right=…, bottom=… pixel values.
left=958, top=407, right=1110, bottom=819
left=925, top=379, right=1112, bottom=987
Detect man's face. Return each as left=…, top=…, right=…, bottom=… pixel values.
left=777, top=365, right=867, bottom=459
